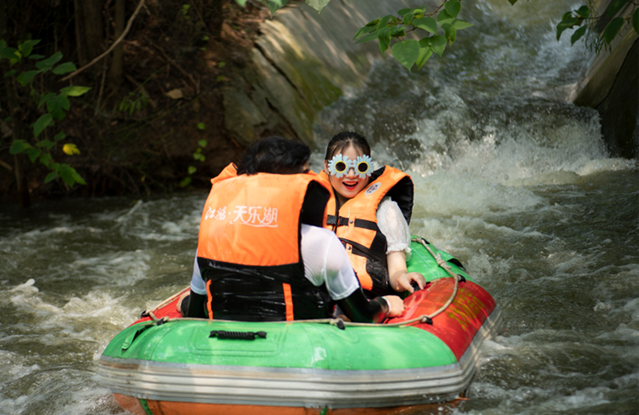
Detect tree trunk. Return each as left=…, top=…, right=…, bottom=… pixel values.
left=83, top=0, right=104, bottom=61
left=73, top=0, right=85, bottom=66
left=109, top=0, right=125, bottom=86
left=211, top=0, right=224, bottom=40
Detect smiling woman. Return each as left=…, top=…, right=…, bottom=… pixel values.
left=320, top=131, right=425, bottom=298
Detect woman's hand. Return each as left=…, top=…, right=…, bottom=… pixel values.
left=383, top=295, right=405, bottom=317
left=387, top=251, right=426, bottom=293
left=391, top=271, right=426, bottom=293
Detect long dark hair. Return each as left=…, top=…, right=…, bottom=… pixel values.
left=237, top=136, right=310, bottom=175
left=324, top=131, right=371, bottom=160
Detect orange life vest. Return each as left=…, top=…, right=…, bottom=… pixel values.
left=197, top=164, right=333, bottom=321
left=320, top=166, right=413, bottom=296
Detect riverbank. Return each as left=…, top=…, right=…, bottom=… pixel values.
left=0, top=1, right=271, bottom=203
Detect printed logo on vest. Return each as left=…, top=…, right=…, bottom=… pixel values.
left=204, top=206, right=227, bottom=221
left=365, top=182, right=381, bottom=196
left=231, top=205, right=278, bottom=227
left=204, top=205, right=278, bottom=227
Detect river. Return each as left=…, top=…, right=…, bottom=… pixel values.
left=1, top=0, right=638, bottom=414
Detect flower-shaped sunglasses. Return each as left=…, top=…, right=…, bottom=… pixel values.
left=327, top=154, right=374, bottom=179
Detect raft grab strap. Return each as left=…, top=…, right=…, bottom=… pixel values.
left=209, top=330, right=267, bottom=340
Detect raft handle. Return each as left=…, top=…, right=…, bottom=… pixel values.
left=209, top=330, right=267, bottom=340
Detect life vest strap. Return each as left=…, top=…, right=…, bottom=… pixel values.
left=327, top=215, right=380, bottom=232
left=340, top=237, right=387, bottom=264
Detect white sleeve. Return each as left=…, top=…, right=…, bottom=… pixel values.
left=301, top=224, right=360, bottom=300
left=190, top=249, right=208, bottom=295
left=376, top=197, right=412, bottom=260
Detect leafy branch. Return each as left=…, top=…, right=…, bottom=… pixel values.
left=352, top=0, right=472, bottom=71
left=554, top=0, right=639, bottom=52
left=2, top=39, right=90, bottom=188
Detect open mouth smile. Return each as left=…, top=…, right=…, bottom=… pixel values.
left=343, top=181, right=358, bottom=190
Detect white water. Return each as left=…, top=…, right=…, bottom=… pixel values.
left=1, top=0, right=638, bottom=414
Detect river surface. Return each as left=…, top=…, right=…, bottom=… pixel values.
left=1, top=0, right=638, bottom=414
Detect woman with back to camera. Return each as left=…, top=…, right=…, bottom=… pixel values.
left=183, top=135, right=405, bottom=323
left=321, top=131, right=425, bottom=297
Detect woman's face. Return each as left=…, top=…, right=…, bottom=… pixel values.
left=324, top=144, right=369, bottom=203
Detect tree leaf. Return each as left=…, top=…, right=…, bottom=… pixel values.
left=26, top=147, right=41, bottom=163
left=633, top=8, right=639, bottom=35
left=267, top=0, right=289, bottom=16
left=1, top=47, right=19, bottom=60
left=444, top=0, right=461, bottom=19
left=180, top=177, right=192, bottom=187
left=18, top=39, right=40, bottom=58
left=353, top=24, right=377, bottom=40
left=377, top=15, right=392, bottom=29
left=391, top=39, right=420, bottom=70
left=442, top=24, right=457, bottom=44
left=28, top=54, right=45, bottom=60
left=378, top=27, right=391, bottom=52
left=437, top=9, right=453, bottom=24
left=35, top=51, right=63, bottom=69
left=39, top=153, right=52, bottom=166
left=57, top=94, right=70, bottom=111
left=451, top=19, right=473, bottom=30
left=416, top=38, right=433, bottom=70
left=355, top=29, right=380, bottom=44
left=32, top=113, right=53, bottom=138
left=188, top=166, right=197, bottom=174
left=54, top=132, right=66, bottom=141
left=4, top=69, right=16, bottom=78
left=60, top=86, right=91, bottom=96
left=37, top=139, right=55, bottom=150
left=44, top=171, right=59, bottom=183
left=198, top=139, right=208, bottom=147
left=607, top=0, right=629, bottom=18
left=197, top=122, right=206, bottom=130
left=556, top=17, right=580, bottom=40
left=390, top=26, right=405, bottom=37
left=430, top=35, right=447, bottom=56
left=576, top=5, right=590, bottom=19
left=304, top=0, right=330, bottom=13
left=60, top=166, right=76, bottom=187
left=71, top=169, right=86, bottom=185
left=508, top=0, right=518, bottom=5
left=52, top=62, right=77, bottom=75
left=403, top=11, right=414, bottom=26
left=397, top=8, right=413, bottom=16
left=38, top=92, right=57, bottom=108
left=47, top=99, right=65, bottom=121
left=602, top=17, right=624, bottom=44
left=166, top=88, right=184, bottom=99
left=413, top=17, right=438, bottom=34
left=62, top=143, right=80, bottom=155
left=9, top=140, right=32, bottom=154
left=571, top=25, right=588, bottom=45
left=16, top=70, right=42, bottom=86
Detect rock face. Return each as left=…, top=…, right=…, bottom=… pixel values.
left=222, top=0, right=425, bottom=147
left=572, top=0, right=639, bottom=158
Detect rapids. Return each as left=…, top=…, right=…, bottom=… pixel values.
left=1, top=0, right=638, bottom=414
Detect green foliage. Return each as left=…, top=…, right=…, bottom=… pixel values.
left=236, top=0, right=638, bottom=72
left=181, top=132, right=208, bottom=188
left=1, top=39, right=89, bottom=188
left=118, top=91, right=149, bottom=116
left=556, top=1, right=639, bottom=51
left=353, top=0, right=473, bottom=71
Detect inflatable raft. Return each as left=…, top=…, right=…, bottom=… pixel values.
left=98, top=238, right=502, bottom=415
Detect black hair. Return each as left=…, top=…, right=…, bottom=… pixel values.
left=324, top=131, right=371, bottom=160
left=236, top=136, right=311, bottom=175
